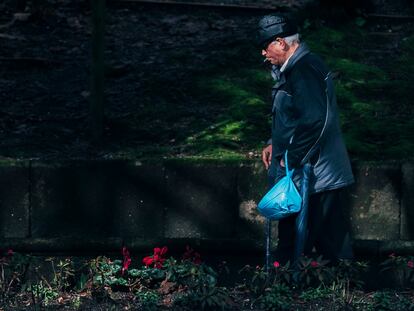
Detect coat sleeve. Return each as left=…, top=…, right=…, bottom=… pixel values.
left=286, top=66, right=327, bottom=168
left=271, top=89, right=297, bottom=160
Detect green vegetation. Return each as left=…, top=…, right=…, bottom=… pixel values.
left=182, top=70, right=271, bottom=156
left=303, top=20, right=414, bottom=160
left=113, top=15, right=414, bottom=162
left=4, top=249, right=414, bottom=310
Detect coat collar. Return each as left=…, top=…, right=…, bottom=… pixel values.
left=271, top=43, right=310, bottom=89
left=282, top=43, right=310, bottom=74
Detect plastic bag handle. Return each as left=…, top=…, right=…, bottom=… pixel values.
left=285, top=151, right=294, bottom=177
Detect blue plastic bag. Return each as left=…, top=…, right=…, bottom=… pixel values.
left=257, top=151, right=302, bottom=220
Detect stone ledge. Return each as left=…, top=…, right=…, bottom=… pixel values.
left=2, top=237, right=413, bottom=258
left=0, top=160, right=413, bottom=255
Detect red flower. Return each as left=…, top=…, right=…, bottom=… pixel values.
left=7, top=249, right=14, bottom=257
left=310, top=261, right=319, bottom=268
left=182, top=245, right=202, bottom=265
left=408, top=261, right=414, bottom=268
left=121, top=246, right=131, bottom=275
left=143, top=256, right=154, bottom=266
left=142, top=246, right=168, bottom=269
left=154, top=246, right=168, bottom=256
left=273, top=261, right=280, bottom=268
left=154, top=260, right=164, bottom=269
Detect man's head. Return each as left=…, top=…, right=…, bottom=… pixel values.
left=256, top=15, right=300, bottom=66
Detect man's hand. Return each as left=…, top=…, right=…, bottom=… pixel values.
left=262, top=145, right=272, bottom=170
left=280, top=158, right=285, bottom=168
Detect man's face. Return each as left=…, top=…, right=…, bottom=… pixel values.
left=262, top=38, right=287, bottom=66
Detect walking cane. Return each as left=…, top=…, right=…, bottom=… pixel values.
left=293, top=162, right=312, bottom=282
left=265, top=218, right=272, bottom=274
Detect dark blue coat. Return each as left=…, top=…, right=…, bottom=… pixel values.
left=268, top=44, right=354, bottom=193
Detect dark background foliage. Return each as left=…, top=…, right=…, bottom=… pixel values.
left=0, top=0, right=413, bottom=161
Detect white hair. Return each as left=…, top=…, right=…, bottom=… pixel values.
left=283, top=33, right=300, bottom=46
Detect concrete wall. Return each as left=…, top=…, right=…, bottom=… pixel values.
left=0, top=160, right=413, bottom=255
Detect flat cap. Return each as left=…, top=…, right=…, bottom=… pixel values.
left=256, top=15, right=298, bottom=49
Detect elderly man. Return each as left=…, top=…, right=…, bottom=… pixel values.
left=257, top=15, right=354, bottom=263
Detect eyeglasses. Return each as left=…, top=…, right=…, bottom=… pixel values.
left=263, top=38, right=281, bottom=51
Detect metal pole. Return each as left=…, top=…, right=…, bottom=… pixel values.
left=265, top=218, right=272, bottom=274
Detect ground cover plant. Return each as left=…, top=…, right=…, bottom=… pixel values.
left=2, top=247, right=414, bottom=310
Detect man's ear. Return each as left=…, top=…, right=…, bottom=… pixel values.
left=279, top=38, right=289, bottom=51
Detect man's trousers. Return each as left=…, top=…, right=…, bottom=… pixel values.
left=274, top=187, right=354, bottom=264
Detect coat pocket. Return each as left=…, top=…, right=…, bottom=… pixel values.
left=272, top=90, right=293, bottom=113
left=272, top=90, right=296, bottom=128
